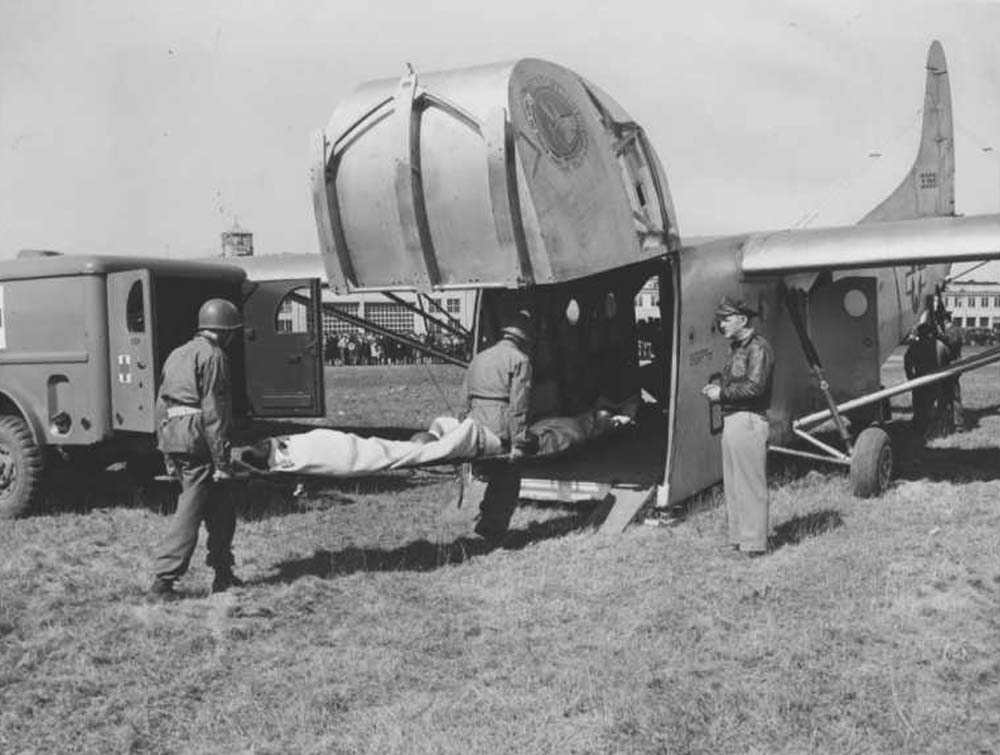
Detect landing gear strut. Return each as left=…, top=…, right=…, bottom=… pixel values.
left=772, top=287, right=896, bottom=498
left=774, top=289, right=1000, bottom=498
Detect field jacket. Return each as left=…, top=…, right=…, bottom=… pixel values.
left=154, top=333, right=233, bottom=469
left=720, top=330, right=773, bottom=417
left=903, top=337, right=950, bottom=379
left=460, top=338, right=533, bottom=447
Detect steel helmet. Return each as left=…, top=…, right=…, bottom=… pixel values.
left=501, top=311, right=536, bottom=347
left=197, top=298, right=243, bottom=331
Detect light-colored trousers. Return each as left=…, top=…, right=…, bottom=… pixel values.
left=721, top=411, right=770, bottom=552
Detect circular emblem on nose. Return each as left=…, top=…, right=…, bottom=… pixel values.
left=522, top=77, right=587, bottom=169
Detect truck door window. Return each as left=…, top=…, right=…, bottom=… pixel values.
left=275, top=286, right=315, bottom=334
left=126, top=281, right=145, bottom=333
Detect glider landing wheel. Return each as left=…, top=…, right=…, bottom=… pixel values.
left=850, top=427, right=893, bottom=498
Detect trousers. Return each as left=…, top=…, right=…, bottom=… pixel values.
left=153, top=455, right=236, bottom=581
left=721, top=411, right=770, bottom=552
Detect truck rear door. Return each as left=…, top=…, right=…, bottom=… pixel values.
left=242, top=278, right=325, bottom=417
left=107, top=269, right=157, bottom=433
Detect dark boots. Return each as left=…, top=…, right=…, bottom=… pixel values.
left=212, top=567, right=245, bottom=593
left=149, top=570, right=244, bottom=599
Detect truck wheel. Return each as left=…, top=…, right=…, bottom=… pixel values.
left=0, top=415, right=44, bottom=518
left=850, top=427, right=893, bottom=498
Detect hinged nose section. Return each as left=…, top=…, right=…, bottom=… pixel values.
left=312, top=58, right=679, bottom=293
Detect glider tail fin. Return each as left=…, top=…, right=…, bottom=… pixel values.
left=860, top=40, right=955, bottom=224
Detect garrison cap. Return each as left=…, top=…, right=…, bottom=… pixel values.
left=714, top=296, right=757, bottom=319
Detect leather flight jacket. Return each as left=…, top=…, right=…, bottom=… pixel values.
left=720, top=330, right=774, bottom=417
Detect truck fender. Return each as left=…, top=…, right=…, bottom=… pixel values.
left=0, top=390, right=46, bottom=446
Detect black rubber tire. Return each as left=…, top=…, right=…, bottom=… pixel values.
left=0, top=414, right=44, bottom=519
left=850, top=426, right=893, bottom=498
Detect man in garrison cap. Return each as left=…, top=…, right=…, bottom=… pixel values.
left=701, top=296, right=774, bottom=557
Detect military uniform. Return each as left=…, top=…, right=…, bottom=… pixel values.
left=459, top=330, right=534, bottom=540
left=718, top=329, right=774, bottom=554
left=904, top=332, right=950, bottom=434
left=941, top=322, right=965, bottom=430
left=460, top=337, right=533, bottom=454
left=152, top=333, right=236, bottom=586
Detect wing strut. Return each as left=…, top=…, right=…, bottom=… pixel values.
left=776, top=287, right=854, bottom=460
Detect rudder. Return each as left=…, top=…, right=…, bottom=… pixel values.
left=860, top=40, right=954, bottom=224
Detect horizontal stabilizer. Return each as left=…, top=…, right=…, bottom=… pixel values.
left=741, top=214, right=1000, bottom=275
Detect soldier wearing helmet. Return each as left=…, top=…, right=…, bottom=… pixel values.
left=460, top=310, right=538, bottom=459
left=149, top=298, right=244, bottom=600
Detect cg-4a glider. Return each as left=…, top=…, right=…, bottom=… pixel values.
left=239, top=40, right=1000, bottom=532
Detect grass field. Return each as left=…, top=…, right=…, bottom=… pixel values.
left=2, top=357, right=1000, bottom=754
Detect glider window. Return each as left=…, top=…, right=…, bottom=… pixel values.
left=614, top=127, right=666, bottom=235
left=126, top=281, right=145, bottom=333
left=565, top=298, right=580, bottom=325
left=843, top=289, right=869, bottom=318
left=275, top=286, right=315, bottom=335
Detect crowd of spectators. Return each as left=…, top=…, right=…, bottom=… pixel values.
left=323, top=331, right=470, bottom=365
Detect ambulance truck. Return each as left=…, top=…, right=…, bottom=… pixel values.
left=0, top=251, right=324, bottom=518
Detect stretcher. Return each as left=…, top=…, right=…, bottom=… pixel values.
left=233, top=409, right=635, bottom=478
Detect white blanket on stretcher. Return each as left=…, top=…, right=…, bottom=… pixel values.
left=265, top=406, right=634, bottom=477
left=268, top=417, right=480, bottom=476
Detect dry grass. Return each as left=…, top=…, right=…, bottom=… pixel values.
left=2, top=354, right=1000, bottom=754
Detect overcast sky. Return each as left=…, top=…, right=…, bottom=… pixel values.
left=1, top=0, right=998, bottom=265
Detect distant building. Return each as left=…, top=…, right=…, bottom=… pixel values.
left=221, top=220, right=254, bottom=258
left=275, top=285, right=477, bottom=340
left=943, top=280, right=1000, bottom=329
left=634, top=276, right=661, bottom=321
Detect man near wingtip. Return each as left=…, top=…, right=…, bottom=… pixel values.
left=701, top=297, right=774, bottom=557
left=149, top=298, right=245, bottom=600
left=904, top=320, right=951, bottom=436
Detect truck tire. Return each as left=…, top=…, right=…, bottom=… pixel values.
left=0, top=414, right=44, bottom=518
left=850, top=426, right=893, bottom=499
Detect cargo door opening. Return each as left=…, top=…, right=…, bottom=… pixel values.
left=476, top=258, right=674, bottom=489
left=151, top=275, right=247, bottom=417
